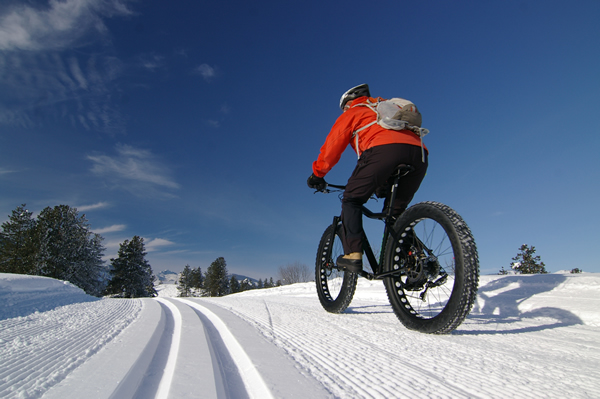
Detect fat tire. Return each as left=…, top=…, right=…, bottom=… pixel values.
left=315, top=222, right=358, bottom=313
left=383, top=201, right=479, bottom=334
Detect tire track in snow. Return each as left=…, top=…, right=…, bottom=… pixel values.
left=2, top=295, right=275, bottom=399
left=153, top=298, right=182, bottom=399
left=131, top=298, right=273, bottom=399
left=176, top=298, right=274, bottom=399
left=203, top=293, right=598, bottom=399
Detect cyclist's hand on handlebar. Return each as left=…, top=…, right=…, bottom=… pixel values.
left=307, top=173, right=327, bottom=191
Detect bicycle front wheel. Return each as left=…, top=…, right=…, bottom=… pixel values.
left=383, top=201, right=479, bottom=334
left=315, top=222, right=358, bottom=313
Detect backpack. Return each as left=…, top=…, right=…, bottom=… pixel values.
left=352, top=98, right=429, bottom=138
left=350, top=98, right=429, bottom=161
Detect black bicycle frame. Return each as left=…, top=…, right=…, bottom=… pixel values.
left=327, top=165, right=413, bottom=280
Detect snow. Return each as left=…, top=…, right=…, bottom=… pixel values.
left=1, top=272, right=600, bottom=398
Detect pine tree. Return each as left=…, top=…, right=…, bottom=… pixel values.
left=190, top=266, right=203, bottom=290
left=35, top=205, right=107, bottom=295
left=498, top=266, right=510, bottom=275
left=177, top=265, right=194, bottom=297
left=105, top=236, right=157, bottom=298
left=511, top=244, right=547, bottom=274
left=571, top=268, right=582, bottom=274
left=72, top=232, right=107, bottom=296
left=230, top=275, right=241, bottom=293
left=203, top=257, right=229, bottom=297
left=0, top=204, right=38, bottom=274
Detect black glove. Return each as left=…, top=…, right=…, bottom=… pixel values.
left=307, top=173, right=327, bottom=191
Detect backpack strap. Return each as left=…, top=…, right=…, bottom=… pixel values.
left=350, top=99, right=379, bottom=159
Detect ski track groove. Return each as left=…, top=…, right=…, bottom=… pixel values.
left=176, top=298, right=274, bottom=399
left=154, top=298, right=182, bottom=399
left=203, top=292, right=600, bottom=399
left=2, top=275, right=600, bottom=399
left=0, top=299, right=142, bottom=398
left=0, top=302, right=134, bottom=371
left=1, top=295, right=277, bottom=399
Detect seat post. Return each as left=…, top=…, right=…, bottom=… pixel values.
left=384, top=164, right=414, bottom=223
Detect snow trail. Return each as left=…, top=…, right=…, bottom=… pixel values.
left=201, top=275, right=600, bottom=398
left=176, top=298, right=274, bottom=399
left=0, top=297, right=142, bottom=398
left=1, top=272, right=600, bottom=398
left=154, top=298, right=183, bottom=399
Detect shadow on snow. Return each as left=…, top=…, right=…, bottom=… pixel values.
left=457, top=274, right=583, bottom=335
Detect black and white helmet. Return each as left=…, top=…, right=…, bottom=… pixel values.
left=339, top=84, right=370, bottom=110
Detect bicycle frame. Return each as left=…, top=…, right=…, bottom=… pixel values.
left=326, top=165, right=413, bottom=281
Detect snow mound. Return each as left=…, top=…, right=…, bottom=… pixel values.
left=0, top=273, right=97, bottom=320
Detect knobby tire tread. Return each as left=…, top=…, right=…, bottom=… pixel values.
left=384, top=201, right=479, bottom=334
left=315, top=223, right=358, bottom=313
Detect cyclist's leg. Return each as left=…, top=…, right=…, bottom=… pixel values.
left=342, top=144, right=418, bottom=253
left=384, top=145, right=429, bottom=217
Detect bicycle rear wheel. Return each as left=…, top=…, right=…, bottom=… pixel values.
left=315, top=222, right=358, bottom=313
left=383, top=201, right=479, bottom=334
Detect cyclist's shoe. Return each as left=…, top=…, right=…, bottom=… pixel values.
left=336, top=254, right=362, bottom=273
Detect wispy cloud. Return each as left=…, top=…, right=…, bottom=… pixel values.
left=87, top=144, right=180, bottom=196
left=0, top=0, right=132, bottom=132
left=0, top=167, right=16, bottom=175
left=195, top=63, right=217, bottom=81
left=77, top=201, right=110, bottom=211
left=0, top=0, right=133, bottom=51
left=145, top=238, right=175, bottom=252
left=139, top=53, right=165, bottom=72
left=94, top=224, right=126, bottom=234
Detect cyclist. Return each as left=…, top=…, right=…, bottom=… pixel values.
left=307, top=84, right=428, bottom=273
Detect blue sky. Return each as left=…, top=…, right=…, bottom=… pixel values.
left=1, top=0, right=599, bottom=278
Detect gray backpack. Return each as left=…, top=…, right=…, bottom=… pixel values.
left=352, top=98, right=429, bottom=137
left=351, top=98, right=429, bottom=160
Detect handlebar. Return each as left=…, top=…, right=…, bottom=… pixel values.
left=314, top=164, right=414, bottom=194
left=314, top=183, right=345, bottom=194
left=326, top=183, right=346, bottom=190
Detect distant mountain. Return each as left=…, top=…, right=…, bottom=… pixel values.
left=231, top=274, right=258, bottom=284
left=156, top=271, right=259, bottom=286
left=156, top=270, right=179, bottom=284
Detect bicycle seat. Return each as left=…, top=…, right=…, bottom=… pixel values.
left=395, top=164, right=414, bottom=176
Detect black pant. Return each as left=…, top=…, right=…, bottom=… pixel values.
left=341, top=143, right=428, bottom=254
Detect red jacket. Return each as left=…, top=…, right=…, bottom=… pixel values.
left=312, top=96, right=428, bottom=178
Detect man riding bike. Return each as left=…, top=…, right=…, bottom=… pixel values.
left=307, top=84, right=428, bottom=273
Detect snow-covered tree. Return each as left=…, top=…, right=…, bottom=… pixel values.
left=177, top=265, right=203, bottom=297
left=35, top=205, right=107, bottom=295
left=511, top=244, right=547, bottom=274
left=70, top=232, right=107, bottom=296
left=240, top=278, right=254, bottom=291
left=105, top=236, right=156, bottom=298
left=203, top=257, right=229, bottom=297
left=0, top=204, right=38, bottom=274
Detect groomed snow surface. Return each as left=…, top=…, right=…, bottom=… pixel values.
left=1, top=272, right=599, bottom=398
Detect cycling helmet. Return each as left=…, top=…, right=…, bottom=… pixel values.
left=339, top=83, right=370, bottom=110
